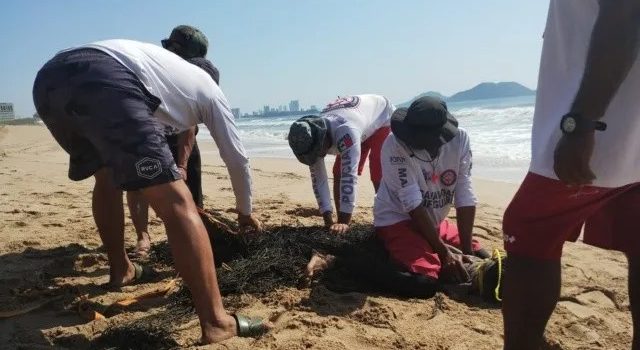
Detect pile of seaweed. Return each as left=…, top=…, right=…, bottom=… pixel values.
left=152, top=209, right=381, bottom=306
left=93, top=210, right=436, bottom=349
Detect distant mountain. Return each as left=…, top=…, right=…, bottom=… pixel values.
left=447, top=82, right=535, bottom=102
left=397, top=82, right=535, bottom=107
left=397, top=91, right=447, bottom=108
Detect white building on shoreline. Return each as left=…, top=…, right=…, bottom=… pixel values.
left=0, top=103, right=15, bottom=121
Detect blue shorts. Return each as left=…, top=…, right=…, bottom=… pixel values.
left=32, top=48, right=181, bottom=190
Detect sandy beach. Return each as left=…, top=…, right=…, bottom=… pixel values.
left=0, top=125, right=633, bottom=349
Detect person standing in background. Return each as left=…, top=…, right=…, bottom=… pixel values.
left=501, top=1, right=640, bottom=349
left=128, top=25, right=223, bottom=257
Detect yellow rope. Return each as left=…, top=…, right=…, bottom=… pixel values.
left=493, top=249, right=503, bottom=302
left=474, top=249, right=505, bottom=302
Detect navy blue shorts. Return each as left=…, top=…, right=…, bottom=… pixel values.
left=32, top=49, right=181, bottom=190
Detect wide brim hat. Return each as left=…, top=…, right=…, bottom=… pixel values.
left=288, top=116, right=328, bottom=165
left=390, top=96, right=459, bottom=150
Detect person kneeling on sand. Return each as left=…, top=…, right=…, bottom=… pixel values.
left=288, top=94, right=395, bottom=234
left=373, top=97, right=493, bottom=287
left=33, top=39, right=267, bottom=343
left=305, top=97, right=505, bottom=301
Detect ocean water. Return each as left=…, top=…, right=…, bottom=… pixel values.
left=198, top=95, right=535, bottom=183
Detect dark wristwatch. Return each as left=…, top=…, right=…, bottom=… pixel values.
left=560, top=113, right=607, bottom=135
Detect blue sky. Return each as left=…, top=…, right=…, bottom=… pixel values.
left=0, top=0, right=549, bottom=117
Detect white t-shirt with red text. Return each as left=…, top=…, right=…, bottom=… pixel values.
left=309, top=94, right=395, bottom=214
left=374, top=129, right=476, bottom=227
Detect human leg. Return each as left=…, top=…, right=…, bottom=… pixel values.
left=376, top=221, right=443, bottom=279
left=629, top=255, right=640, bottom=350
left=186, top=141, right=204, bottom=208
left=437, top=219, right=485, bottom=256
left=587, top=185, right=640, bottom=350
left=126, top=190, right=151, bottom=256
left=93, top=168, right=136, bottom=286
left=500, top=173, right=625, bottom=349
left=502, top=255, right=561, bottom=350
left=141, top=180, right=238, bottom=343
left=33, top=50, right=137, bottom=286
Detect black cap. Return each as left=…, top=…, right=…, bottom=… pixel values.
left=161, top=25, right=209, bottom=59
left=288, top=116, right=328, bottom=165
left=390, top=96, right=459, bottom=150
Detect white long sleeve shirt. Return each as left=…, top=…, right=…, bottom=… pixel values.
left=374, top=129, right=476, bottom=227
left=309, top=94, right=395, bottom=214
left=73, top=39, right=253, bottom=214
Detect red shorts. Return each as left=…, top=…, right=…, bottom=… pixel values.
left=333, top=126, right=390, bottom=185
left=503, top=172, right=640, bottom=260
left=376, top=219, right=482, bottom=279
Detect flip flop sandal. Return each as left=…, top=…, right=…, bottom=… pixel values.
left=233, top=314, right=269, bottom=338
left=469, top=249, right=507, bottom=303
left=101, top=262, right=145, bottom=291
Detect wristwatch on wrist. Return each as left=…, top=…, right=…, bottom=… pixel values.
left=560, top=113, right=607, bottom=135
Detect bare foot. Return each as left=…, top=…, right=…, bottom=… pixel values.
left=104, top=261, right=138, bottom=289
left=200, top=314, right=273, bottom=344
left=200, top=314, right=237, bottom=344
left=303, top=250, right=336, bottom=286
left=133, top=232, right=151, bottom=258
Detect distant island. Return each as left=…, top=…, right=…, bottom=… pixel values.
left=398, top=82, right=535, bottom=107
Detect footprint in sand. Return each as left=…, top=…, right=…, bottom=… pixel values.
left=575, top=290, right=617, bottom=309
left=563, top=323, right=602, bottom=344
left=350, top=301, right=397, bottom=329
left=278, top=172, right=304, bottom=180
left=22, top=240, right=41, bottom=247
left=558, top=300, right=601, bottom=319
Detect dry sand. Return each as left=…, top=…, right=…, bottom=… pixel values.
left=0, top=125, right=633, bottom=349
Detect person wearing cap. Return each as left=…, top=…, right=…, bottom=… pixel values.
left=127, top=25, right=222, bottom=257
left=373, top=96, right=489, bottom=284
left=161, top=25, right=220, bottom=83
left=288, top=94, right=394, bottom=234
left=501, top=1, right=640, bottom=349
left=33, top=39, right=266, bottom=343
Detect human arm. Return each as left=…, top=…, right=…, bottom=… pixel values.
left=331, top=127, right=361, bottom=233
left=309, top=159, right=333, bottom=226
left=175, top=127, right=196, bottom=179
left=455, top=206, right=475, bottom=255
left=203, top=94, right=260, bottom=231
left=454, top=133, right=477, bottom=255
left=410, top=206, right=470, bottom=283
left=554, top=0, right=640, bottom=185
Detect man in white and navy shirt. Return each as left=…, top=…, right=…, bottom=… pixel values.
left=373, top=97, right=488, bottom=284
left=288, top=94, right=394, bottom=234
left=33, top=39, right=267, bottom=343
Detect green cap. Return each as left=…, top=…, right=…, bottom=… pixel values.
left=161, top=25, right=209, bottom=59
